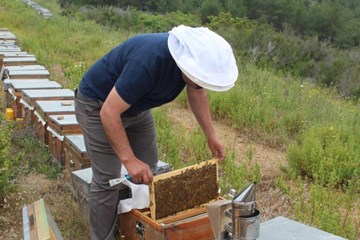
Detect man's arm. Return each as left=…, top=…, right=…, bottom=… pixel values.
left=186, top=86, right=225, bottom=161
left=100, top=87, right=153, bottom=184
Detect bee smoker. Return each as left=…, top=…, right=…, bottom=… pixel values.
left=207, top=182, right=260, bottom=240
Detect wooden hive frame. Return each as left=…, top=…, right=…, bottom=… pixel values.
left=149, top=159, right=219, bottom=221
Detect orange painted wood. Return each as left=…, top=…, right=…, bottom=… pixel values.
left=164, top=214, right=214, bottom=240
left=120, top=210, right=215, bottom=240
left=63, top=141, right=90, bottom=185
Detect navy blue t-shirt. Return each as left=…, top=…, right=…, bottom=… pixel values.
left=79, top=33, right=185, bottom=115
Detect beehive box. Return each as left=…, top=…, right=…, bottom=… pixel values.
left=71, top=161, right=172, bottom=223
left=4, top=79, right=50, bottom=108
left=0, top=46, right=20, bottom=52
left=7, top=80, right=62, bottom=118
left=260, top=216, right=347, bottom=240
left=4, top=64, right=45, bottom=72
left=2, top=56, right=37, bottom=66
left=0, top=30, right=16, bottom=41
left=0, top=52, right=30, bottom=69
left=71, top=166, right=131, bottom=224
left=70, top=167, right=92, bottom=223
left=3, top=79, right=51, bottom=91
left=6, top=69, right=50, bottom=79
left=0, top=50, right=24, bottom=80
left=120, top=209, right=214, bottom=240
left=0, top=40, right=17, bottom=46
left=63, top=134, right=90, bottom=186
left=3, top=64, right=48, bottom=79
left=34, top=100, right=75, bottom=144
left=120, top=159, right=219, bottom=240
left=0, top=51, right=28, bottom=57
left=21, top=89, right=74, bottom=125
left=47, top=114, right=81, bottom=166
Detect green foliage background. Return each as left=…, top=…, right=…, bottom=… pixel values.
left=0, top=0, right=359, bottom=239
left=57, top=1, right=360, bottom=98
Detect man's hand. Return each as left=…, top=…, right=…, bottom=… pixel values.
left=101, top=87, right=153, bottom=184
left=207, top=135, right=225, bottom=161
left=123, top=157, right=153, bottom=184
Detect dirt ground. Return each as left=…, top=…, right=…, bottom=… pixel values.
left=0, top=101, right=291, bottom=239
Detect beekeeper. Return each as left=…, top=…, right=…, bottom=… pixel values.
left=74, top=25, right=238, bottom=240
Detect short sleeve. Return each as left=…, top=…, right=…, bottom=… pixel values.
left=115, top=60, right=155, bottom=105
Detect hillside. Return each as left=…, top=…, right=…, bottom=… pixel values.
left=0, top=0, right=359, bottom=239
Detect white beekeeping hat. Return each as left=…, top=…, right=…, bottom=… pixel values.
left=168, top=25, right=238, bottom=91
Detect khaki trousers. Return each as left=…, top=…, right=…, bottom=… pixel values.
left=74, top=89, right=158, bottom=240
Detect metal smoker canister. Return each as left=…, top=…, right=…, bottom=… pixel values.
left=231, top=183, right=260, bottom=240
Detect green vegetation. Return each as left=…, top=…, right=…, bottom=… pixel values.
left=0, top=0, right=359, bottom=239
left=10, top=127, right=61, bottom=179
left=207, top=12, right=360, bottom=98
left=275, top=175, right=360, bottom=240
left=56, top=2, right=360, bottom=98
left=208, top=65, right=360, bottom=188
left=60, top=0, right=360, bottom=50
left=0, top=119, right=13, bottom=198
left=0, top=120, right=60, bottom=200
left=58, top=0, right=360, bottom=48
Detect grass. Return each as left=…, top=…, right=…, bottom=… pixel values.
left=0, top=118, right=61, bottom=206
left=0, top=0, right=359, bottom=239
left=10, top=126, right=61, bottom=179
left=276, top=175, right=360, bottom=239
left=0, top=0, right=125, bottom=88
left=153, top=108, right=212, bottom=168
left=179, top=64, right=360, bottom=187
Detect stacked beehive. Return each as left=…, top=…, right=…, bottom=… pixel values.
left=0, top=28, right=111, bottom=239
left=0, top=28, right=91, bottom=187
left=0, top=28, right=77, bottom=240
left=23, top=0, right=53, bottom=19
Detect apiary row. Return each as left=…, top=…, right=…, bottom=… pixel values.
left=0, top=29, right=98, bottom=218
left=0, top=29, right=83, bottom=239
left=23, top=0, right=53, bottom=19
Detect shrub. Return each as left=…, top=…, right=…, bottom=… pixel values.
left=135, top=10, right=199, bottom=33
left=288, top=120, right=360, bottom=187
left=208, top=13, right=360, bottom=98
